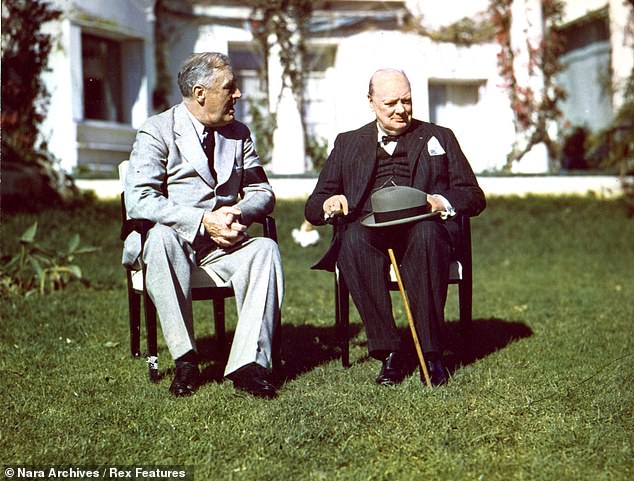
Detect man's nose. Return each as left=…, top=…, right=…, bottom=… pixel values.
left=233, top=87, right=242, bottom=99
left=394, top=101, right=405, bottom=113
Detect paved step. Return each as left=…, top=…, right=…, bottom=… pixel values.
left=77, top=175, right=627, bottom=200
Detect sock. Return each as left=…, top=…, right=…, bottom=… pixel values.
left=175, top=350, right=198, bottom=365
left=424, top=351, right=440, bottom=362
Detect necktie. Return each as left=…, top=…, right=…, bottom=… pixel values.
left=381, top=134, right=400, bottom=145
left=202, top=127, right=217, bottom=182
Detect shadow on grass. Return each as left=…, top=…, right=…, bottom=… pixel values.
left=365, top=317, right=534, bottom=378
left=184, top=317, right=531, bottom=388
left=342, top=317, right=533, bottom=377
left=141, top=337, right=230, bottom=385
left=276, top=323, right=363, bottom=382
left=193, top=323, right=364, bottom=386
left=443, top=317, right=534, bottom=373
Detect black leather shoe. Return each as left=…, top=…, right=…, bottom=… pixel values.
left=229, top=363, right=277, bottom=398
left=422, top=359, right=448, bottom=387
left=169, top=361, right=200, bottom=397
left=376, top=351, right=406, bottom=386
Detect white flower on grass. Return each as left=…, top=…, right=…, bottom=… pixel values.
left=292, top=220, right=320, bottom=248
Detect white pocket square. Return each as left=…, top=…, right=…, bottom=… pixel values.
left=427, top=136, right=446, bottom=155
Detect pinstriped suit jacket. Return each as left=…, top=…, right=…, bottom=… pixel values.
left=305, top=119, right=486, bottom=271
left=122, top=102, right=274, bottom=267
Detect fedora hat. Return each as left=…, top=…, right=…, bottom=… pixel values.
left=361, top=185, right=439, bottom=227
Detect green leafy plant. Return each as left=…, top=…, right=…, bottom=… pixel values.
left=0, top=222, right=98, bottom=296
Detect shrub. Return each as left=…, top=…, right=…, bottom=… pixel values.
left=305, top=134, right=329, bottom=172
left=588, top=66, right=634, bottom=215
left=0, top=222, right=97, bottom=296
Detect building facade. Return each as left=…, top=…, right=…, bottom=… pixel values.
left=39, top=0, right=633, bottom=176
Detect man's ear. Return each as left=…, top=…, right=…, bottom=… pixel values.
left=192, top=84, right=206, bottom=105
left=368, top=94, right=376, bottom=113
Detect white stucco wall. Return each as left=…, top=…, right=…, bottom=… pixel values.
left=34, top=0, right=631, bottom=176
left=562, top=0, right=608, bottom=23
left=330, top=30, right=515, bottom=173
left=41, top=0, right=154, bottom=173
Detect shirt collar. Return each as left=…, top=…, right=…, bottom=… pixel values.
left=184, top=107, right=207, bottom=143
left=376, top=122, right=404, bottom=144
left=376, top=122, right=389, bottom=143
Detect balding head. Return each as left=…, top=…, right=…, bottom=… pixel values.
left=368, top=68, right=410, bottom=97
left=368, top=69, right=413, bottom=135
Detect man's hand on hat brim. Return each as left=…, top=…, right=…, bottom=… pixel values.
left=426, top=193, right=446, bottom=213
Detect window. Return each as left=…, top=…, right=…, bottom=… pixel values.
left=428, top=80, right=486, bottom=169
left=82, top=33, right=123, bottom=122
left=428, top=82, right=480, bottom=125
left=556, top=15, right=612, bottom=131
left=228, top=43, right=266, bottom=122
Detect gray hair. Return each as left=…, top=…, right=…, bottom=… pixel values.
left=177, top=52, right=232, bottom=97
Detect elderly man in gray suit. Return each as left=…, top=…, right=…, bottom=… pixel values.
left=123, top=52, right=283, bottom=398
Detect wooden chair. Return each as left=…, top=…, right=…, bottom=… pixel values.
left=334, top=214, right=473, bottom=367
left=119, top=161, right=281, bottom=381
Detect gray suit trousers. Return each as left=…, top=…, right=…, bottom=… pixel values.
left=142, top=224, right=283, bottom=376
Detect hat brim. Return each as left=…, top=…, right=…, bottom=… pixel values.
left=360, top=210, right=441, bottom=227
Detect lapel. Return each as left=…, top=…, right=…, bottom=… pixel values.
left=215, top=127, right=237, bottom=187
left=348, top=122, right=378, bottom=210
left=173, top=103, right=216, bottom=188
left=404, top=120, right=433, bottom=186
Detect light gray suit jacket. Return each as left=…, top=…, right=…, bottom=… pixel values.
left=122, top=102, right=275, bottom=267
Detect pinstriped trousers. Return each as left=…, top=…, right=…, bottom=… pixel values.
left=337, top=219, right=451, bottom=357
left=142, top=224, right=283, bottom=377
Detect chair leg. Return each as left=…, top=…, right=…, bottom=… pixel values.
left=272, top=309, right=282, bottom=375
left=127, top=274, right=141, bottom=358
left=213, top=297, right=226, bottom=358
left=458, top=279, right=473, bottom=362
left=143, top=288, right=160, bottom=383
left=335, top=269, right=350, bottom=368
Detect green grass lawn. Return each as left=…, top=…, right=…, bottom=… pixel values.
left=1, top=196, right=632, bottom=481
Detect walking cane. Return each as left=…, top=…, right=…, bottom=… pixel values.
left=387, top=248, right=432, bottom=387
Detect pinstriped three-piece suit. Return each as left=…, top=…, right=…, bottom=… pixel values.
left=305, top=119, right=486, bottom=357
left=122, top=102, right=283, bottom=377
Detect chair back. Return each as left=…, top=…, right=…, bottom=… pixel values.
left=118, top=160, right=130, bottom=192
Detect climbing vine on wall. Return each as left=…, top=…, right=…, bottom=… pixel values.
left=152, top=0, right=172, bottom=112
left=1, top=0, right=79, bottom=206
left=247, top=0, right=312, bottom=105
left=406, top=14, right=496, bottom=46
left=490, top=0, right=567, bottom=170
left=246, top=1, right=314, bottom=164
left=1, top=0, right=60, bottom=162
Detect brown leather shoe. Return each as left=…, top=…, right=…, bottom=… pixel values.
left=375, top=351, right=406, bottom=386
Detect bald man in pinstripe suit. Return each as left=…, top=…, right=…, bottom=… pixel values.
left=305, top=69, right=485, bottom=387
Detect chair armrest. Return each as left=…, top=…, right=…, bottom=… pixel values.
left=120, top=219, right=155, bottom=241
left=456, top=214, right=472, bottom=263
left=121, top=216, right=277, bottom=243
left=453, top=214, right=472, bottom=283
left=259, top=216, right=278, bottom=242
